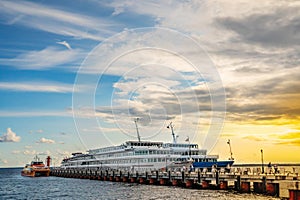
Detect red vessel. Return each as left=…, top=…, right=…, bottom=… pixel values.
left=21, top=155, right=51, bottom=177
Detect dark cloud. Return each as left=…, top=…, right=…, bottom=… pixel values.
left=253, top=74, right=300, bottom=97
left=234, top=66, right=271, bottom=74
left=224, top=65, right=300, bottom=123
left=225, top=97, right=300, bottom=124
left=287, top=108, right=300, bottom=116
left=212, top=6, right=300, bottom=74
left=217, top=7, right=300, bottom=48
left=255, top=116, right=282, bottom=121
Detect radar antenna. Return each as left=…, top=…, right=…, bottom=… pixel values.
left=134, top=118, right=141, bottom=142
left=167, top=122, right=177, bottom=144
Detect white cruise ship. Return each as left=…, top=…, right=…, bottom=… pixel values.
left=61, top=122, right=233, bottom=171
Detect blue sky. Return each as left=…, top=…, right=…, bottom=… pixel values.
left=1, top=0, right=300, bottom=167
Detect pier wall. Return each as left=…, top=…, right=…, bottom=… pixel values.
left=50, top=168, right=300, bottom=199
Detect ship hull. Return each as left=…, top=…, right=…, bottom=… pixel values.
left=193, top=160, right=234, bottom=168
left=60, top=141, right=233, bottom=172
left=21, top=168, right=50, bottom=177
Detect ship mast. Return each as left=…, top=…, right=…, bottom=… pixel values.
left=227, top=139, right=234, bottom=160
left=134, top=118, right=141, bottom=142
left=167, top=122, right=177, bottom=144
left=34, top=155, right=39, bottom=162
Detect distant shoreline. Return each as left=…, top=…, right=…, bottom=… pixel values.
left=0, top=167, right=23, bottom=169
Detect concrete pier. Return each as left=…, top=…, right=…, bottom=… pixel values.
left=219, top=181, right=228, bottom=190
left=240, top=182, right=250, bottom=193
left=289, top=190, right=300, bottom=200
left=201, top=180, right=210, bottom=189
left=149, top=178, right=157, bottom=185
left=50, top=167, right=300, bottom=199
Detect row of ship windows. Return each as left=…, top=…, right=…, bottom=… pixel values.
left=63, top=158, right=217, bottom=166
left=96, top=158, right=178, bottom=164
left=89, top=144, right=203, bottom=155
left=89, top=146, right=124, bottom=154
left=64, top=158, right=176, bottom=166
left=97, top=151, right=199, bottom=158
left=94, top=158, right=216, bottom=164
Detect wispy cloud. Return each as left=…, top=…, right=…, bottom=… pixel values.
left=276, top=132, right=300, bottom=146
left=0, top=128, right=21, bottom=142
left=23, top=149, right=52, bottom=155
left=37, top=137, right=55, bottom=144
left=0, top=46, right=83, bottom=70
left=0, top=81, right=75, bottom=93
left=0, top=110, right=71, bottom=118
left=243, top=135, right=265, bottom=142
left=23, top=150, right=37, bottom=155
left=56, top=41, right=72, bottom=50
left=238, top=130, right=300, bottom=147
left=12, top=150, right=21, bottom=154
left=29, top=130, right=44, bottom=134
left=279, top=132, right=300, bottom=140
left=0, top=0, right=118, bottom=41
left=36, top=129, right=44, bottom=134
left=0, top=158, right=8, bottom=164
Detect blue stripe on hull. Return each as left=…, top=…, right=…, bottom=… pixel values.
left=193, top=160, right=234, bottom=168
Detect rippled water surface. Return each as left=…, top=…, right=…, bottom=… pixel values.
left=0, top=168, right=280, bottom=200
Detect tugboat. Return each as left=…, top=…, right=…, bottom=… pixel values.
left=21, top=155, right=51, bottom=177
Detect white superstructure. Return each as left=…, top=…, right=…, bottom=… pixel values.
left=60, top=121, right=226, bottom=171
left=61, top=140, right=218, bottom=171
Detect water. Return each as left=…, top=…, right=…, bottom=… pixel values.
left=0, top=168, right=280, bottom=200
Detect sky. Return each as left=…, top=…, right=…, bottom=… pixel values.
left=0, top=0, right=300, bottom=167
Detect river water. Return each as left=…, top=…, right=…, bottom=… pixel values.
left=0, top=168, right=280, bottom=200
